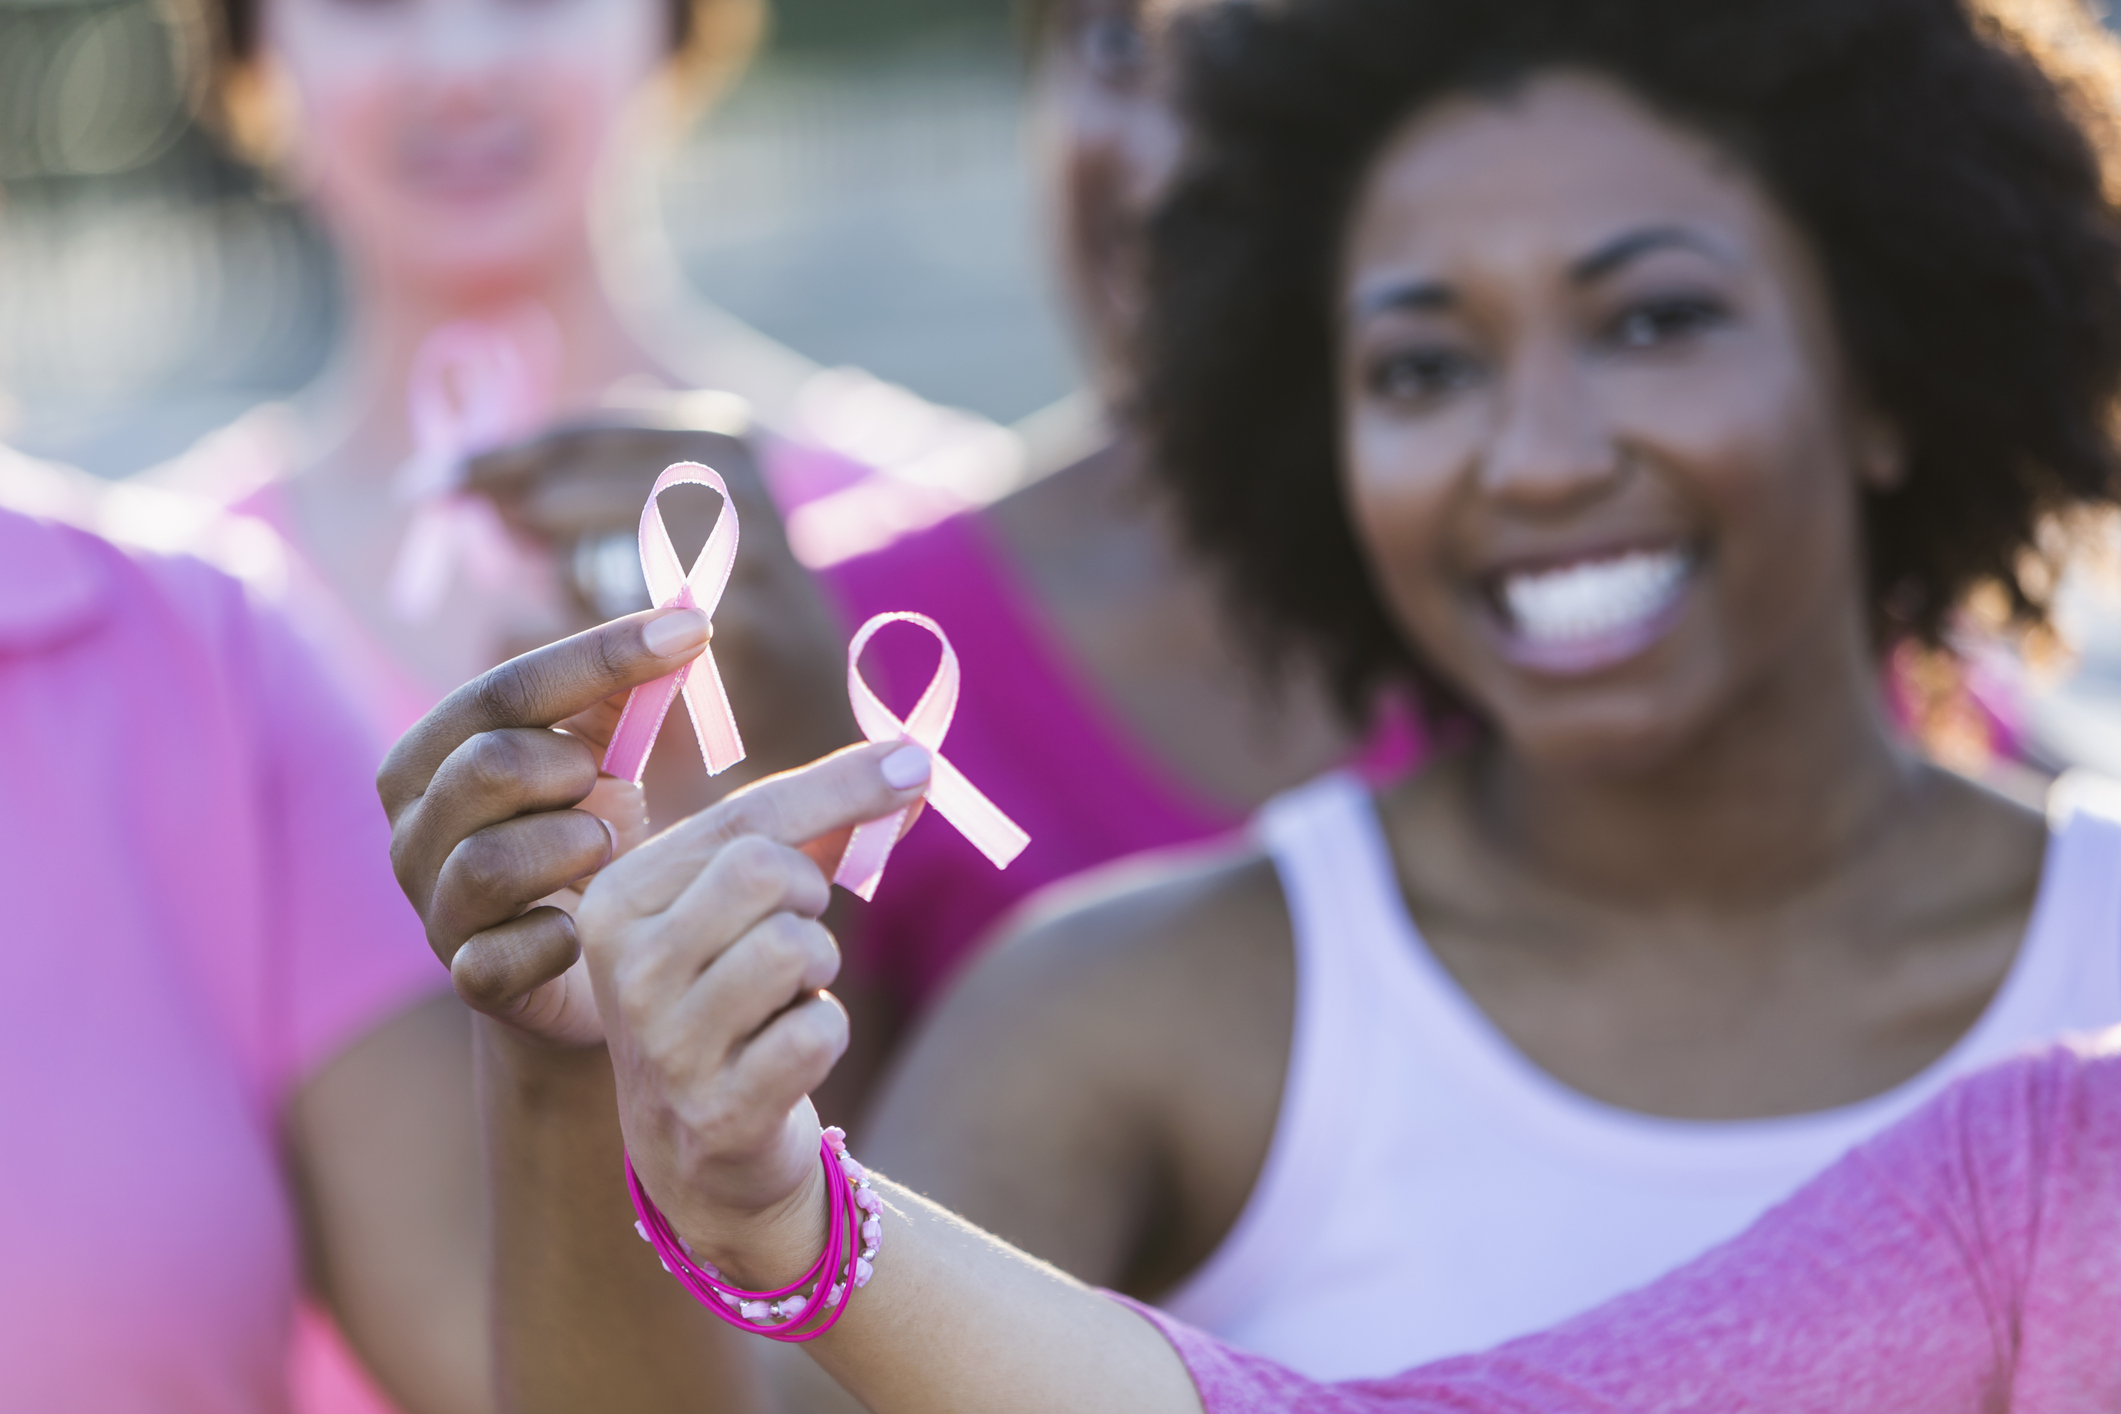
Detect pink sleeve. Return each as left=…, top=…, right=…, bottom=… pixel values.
left=243, top=583, right=445, bottom=1100
left=1121, top=1046, right=2118, bottom=1413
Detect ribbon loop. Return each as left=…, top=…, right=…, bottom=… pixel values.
left=388, top=314, right=556, bottom=622
left=600, top=463, right=747, bottom=784
left=833, top=612, right=1030, bottom=901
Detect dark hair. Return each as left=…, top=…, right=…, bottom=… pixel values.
left=1140, top=0, right=2121, bottom=723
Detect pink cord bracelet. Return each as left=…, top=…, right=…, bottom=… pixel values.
left=626, top=1127, right=882, bottom=1341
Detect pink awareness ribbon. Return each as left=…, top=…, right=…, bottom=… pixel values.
left=388, top=314, right=555, bottom=622
left=600, top=462, right=747, bottom=784
left=833, top=612, right=1030, bottom=901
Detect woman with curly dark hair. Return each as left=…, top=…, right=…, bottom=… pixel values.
left=834, top=0, right=2121, bottom=1380
left=385, top=0, right=2121, bottom=1405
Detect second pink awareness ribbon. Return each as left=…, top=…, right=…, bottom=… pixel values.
left=833, top=612, right=1030, bottom=901
left=389, top=313, right=556, bottom=621
left=600, top=463, right=747, bottom=784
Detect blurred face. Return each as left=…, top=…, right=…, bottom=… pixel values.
left=1030, top=0, right=1194, bottom=380
left=262, top=0, right=667, bottom=297
left=1338, top=72, right=1900, bottom=771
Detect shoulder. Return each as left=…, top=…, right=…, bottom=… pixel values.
left=820, top=509, right=996, bottom=608
left=913, top=839, right=1294, bottom=1116
left=974, top=841, right=1287, bottom=1016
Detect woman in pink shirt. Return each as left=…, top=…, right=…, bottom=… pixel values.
left=0, top=479, right=499, bottom=1413
left=381, top=641, right=2121, bottom=1412
left=379, top=0, right=2121, bottom=1403
left=593, top=757, right=2121, bottom=1414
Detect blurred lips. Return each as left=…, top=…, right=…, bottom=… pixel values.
left=400, top=123, right=536, bottom=200
left=1482, top=543, right=1696, bottom=676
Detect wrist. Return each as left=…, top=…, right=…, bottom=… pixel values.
left=475, top=1014, right=612, bottom=1106
left=676, top=1150, right=835, bottom=1291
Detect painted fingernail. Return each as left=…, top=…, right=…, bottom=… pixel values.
left=643, top=609, right=709, bottom=657
left=881, top=743, right=931, bottom=789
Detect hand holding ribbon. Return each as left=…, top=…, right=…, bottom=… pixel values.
left=600, top=462, right=747, bottom=784
left=389, top=311, right=558, bottom=622
left=833, top=612, right=1030, bottom=901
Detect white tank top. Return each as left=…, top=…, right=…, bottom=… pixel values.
left=1160, top=772, right=2121, bottom=1381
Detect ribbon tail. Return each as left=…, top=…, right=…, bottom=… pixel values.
left=388, top=503, right=458, bottom=622
left=602, top=662, right=689, bottom=785
left=926, top=756, right=1030, bottom=870
left=679, top=646, right=746, bottom=776
left=455, top=495, right=521, bottom=592
left=833, top=807, right=910, bottom=902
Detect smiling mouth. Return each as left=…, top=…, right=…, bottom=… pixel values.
left=1489, top=545, right=1695, bottom=673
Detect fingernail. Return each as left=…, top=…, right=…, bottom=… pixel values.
left=597, top=814, right=618, bottom=860
left=643, top=609, right=709, bottom=657
left=881, top=743, right=931, bottom=790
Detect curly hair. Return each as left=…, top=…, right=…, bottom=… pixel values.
left=1139, top=0, right=2121, bottom=723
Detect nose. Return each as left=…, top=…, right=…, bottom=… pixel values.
left=1480, top=342, right=1622, bottom=513
left=412, top=0, right=511, bottom=82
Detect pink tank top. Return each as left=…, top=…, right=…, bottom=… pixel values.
left=822, top=511, right=1424, bottom=1014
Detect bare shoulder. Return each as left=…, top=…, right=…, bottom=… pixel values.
left=863, top=840, right=1295, bottom=1291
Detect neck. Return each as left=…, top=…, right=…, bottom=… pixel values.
left=1473, top=614, right=1919, bottom=913
left=299, top=235, right=670, bottom=480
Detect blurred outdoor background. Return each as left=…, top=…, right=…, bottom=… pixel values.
left=0, top=0, right=1075, bottom=478
left=5, top=0, right=2121, bottom=777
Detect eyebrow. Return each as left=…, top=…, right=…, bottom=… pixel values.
left=1350, top=225, right=1729, bottom=322
left=1570, top=225, right=1727, bottom=283
left=1351, top=279, right=1455, bottom=321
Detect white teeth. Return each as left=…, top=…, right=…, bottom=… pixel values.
left=1501, top=548, right=1690, bottom=646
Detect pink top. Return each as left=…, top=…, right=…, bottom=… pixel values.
left=1127, top=1032, right=2121, bottom=1412
left=823, top=511, right=1425, bottom=1014
left=0, top=504, right=443, bottom=1413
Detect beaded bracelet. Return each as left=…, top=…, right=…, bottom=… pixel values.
left=626, top=1127, right=882, bottom=1342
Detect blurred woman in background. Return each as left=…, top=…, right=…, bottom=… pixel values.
left=158, top=0, right=850, bottom=801
left=818, top=0, right=1423, bottom=1075
left=0, top=463, right=504, bottom=1413
left=150, top=0, right=851, bottom=1407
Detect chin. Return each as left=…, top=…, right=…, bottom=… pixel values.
left=399, top=230, right=571, bottom=302
left=1490, top=689, right=1716, bottom=779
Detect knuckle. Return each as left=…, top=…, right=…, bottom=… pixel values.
left=716, top=834, right=795, bottom=903
left=613, top=952, right=665, bottom=1025
left=782, top=1001, right=847, bottom=1071
left=471, top=663, right=539, bottom=731
left=447, top=830, right=520, bottom=902
left=450, top=937, right=518, bottom=1012
left=461, top=730, right=537, bottom=797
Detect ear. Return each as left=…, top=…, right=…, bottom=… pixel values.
left=1852, top=409, right=1906, bottom=493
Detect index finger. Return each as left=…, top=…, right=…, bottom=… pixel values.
left=377, top=606, right=709, bottom=819
left=597, top=739, right=933, bottom=919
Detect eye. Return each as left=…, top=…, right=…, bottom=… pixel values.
left=1603, top=294, right=1728, bottom=351
left=1365, top=346, right=1482, bottom=406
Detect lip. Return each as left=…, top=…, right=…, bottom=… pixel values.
left=1475, top=539, right=1699, bottom=677
left=400, top=132, right=536, bottom=200
left=1487, top=592, right=1689, bottom=676
left=1473, top=534, right=1689, bottom=583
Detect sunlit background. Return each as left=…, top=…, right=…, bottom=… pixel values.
left=4, top=0, right=2121, bottom=775
left=0, top=0, right=1074, bottom=477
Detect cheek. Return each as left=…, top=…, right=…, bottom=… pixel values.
left=1625, top=355, right=1862, bottom=588
left=1341, top=405, right=1476, bottom=641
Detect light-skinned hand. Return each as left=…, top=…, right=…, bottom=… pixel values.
left=575, top=741, right=934, bottom=1283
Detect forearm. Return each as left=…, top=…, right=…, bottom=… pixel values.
left=478, top=1020, right=771, bottom=1414
left=720, top=1176, right=1203, bottom=1414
